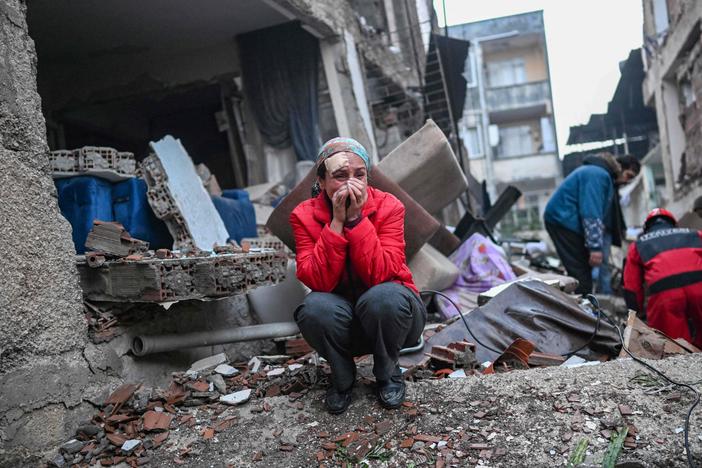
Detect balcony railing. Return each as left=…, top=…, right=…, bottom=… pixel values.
left=486, top=80, right=550, bottom=112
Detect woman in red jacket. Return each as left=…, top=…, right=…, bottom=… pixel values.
left=291, top=137, right=426, bottom=414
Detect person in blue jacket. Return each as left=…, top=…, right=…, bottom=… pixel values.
left=544, top=153, right=640, bottom=294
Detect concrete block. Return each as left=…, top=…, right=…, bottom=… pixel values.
left=219, top=389, right=251, bottom=405
left=214, top=364, right=239, bottom=378
left=377, top=119, right=467, bottom=214
left=408, top=244, right=460, bottom=291
left=143, top=135, right=229, bottom=251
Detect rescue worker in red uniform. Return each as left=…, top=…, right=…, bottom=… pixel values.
left=623, top=208, right=702, bottom=347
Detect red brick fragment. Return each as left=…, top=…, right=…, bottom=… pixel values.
left=619, top=404, right=633, bottom=416
left=322, top=442, right=337, bottom=451
left=151, top=431, right=170, bottom=448
left=414, top=434, right=441, bottom=443
left=104, top=383, right=141, bottom=406
left=279, top=444, right=294, bottom=452
left=107, top=414, right=134, bottom=424
left=315, top=451, right=326, bottom=462
left=342, top=432, right=359, bottom=447
left=106, top=433, right=128, bottom=446
left=187, top=380, right=210, bottom=392
left=375, top=420, right=393, bottom=435
left=400, top=438, right=414, bottom=449
left=143, top=411, right=172, bottom=432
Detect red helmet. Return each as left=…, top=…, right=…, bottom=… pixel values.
left=644, top=208, right=676, bottom=231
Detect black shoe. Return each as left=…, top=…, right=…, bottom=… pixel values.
left=325, top=386, right=353, bottom=414
left=377, top=380, right=405, bottom=409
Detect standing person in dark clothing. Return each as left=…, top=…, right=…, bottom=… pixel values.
left=623, top=209, right=702, bottom=347
left=543, top=153, right=640, bottom=294
left=290, top=137, right=426, bottom=415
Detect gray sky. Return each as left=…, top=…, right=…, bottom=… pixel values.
left=433, top=0, right=644, bottom=158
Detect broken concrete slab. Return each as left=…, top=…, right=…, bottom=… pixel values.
left=49, top=146, right=137, bottom=182
left=143, top=135, right=229, bottom=250
left=77, top=249, right=287, bottom=302
left=85, top=221, right=149, bottom=257
left=213, top=364, right=239, bottom=377
left=121, top=439, right=141, bottom=454
left=188, top=353, right=228, bottom=374
left=219, top=389, right=252, bottom=406
left=267, top=368, right=285, bottom=378
left=248, top=357, right=262, bottom=373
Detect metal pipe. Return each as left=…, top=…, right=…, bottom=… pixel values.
left=132, top=322, right=301, bottom=356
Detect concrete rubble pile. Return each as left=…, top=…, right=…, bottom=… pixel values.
left=74, top=135, right=289, bottom=304
left=47, top=352, right=325, bottom=467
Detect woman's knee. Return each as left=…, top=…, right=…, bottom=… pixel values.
left=295, top=293, right=352, bottom=328
left=356, top=283, right=411, bottom=320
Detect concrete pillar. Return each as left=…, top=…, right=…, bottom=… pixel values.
left=0, top=1, right=118, bottom=463
left=319, top=35, right=378, bottom=163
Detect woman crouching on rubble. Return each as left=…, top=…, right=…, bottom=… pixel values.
left=291, top=137, right=426, bottom=415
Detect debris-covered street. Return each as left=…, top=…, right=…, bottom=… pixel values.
left=48, top=353, right=702, bottom=467
left=2, top=1, right=702, bottom=467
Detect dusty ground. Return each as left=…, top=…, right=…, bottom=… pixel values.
left=147, top=353, right=702, bottom=467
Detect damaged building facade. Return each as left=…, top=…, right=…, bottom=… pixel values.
left=28, top=0, right=433, bottom=185
left=0, top=0, right=436, bottom=463
left=642, top=0, right=702, bottom=217
left=448, top=11, right=561, bottom=235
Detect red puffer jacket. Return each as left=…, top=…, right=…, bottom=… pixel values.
left=290, top=186, right=418, bottom=299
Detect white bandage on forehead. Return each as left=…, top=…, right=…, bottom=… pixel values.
left=324, top=153, right=350, bottom=174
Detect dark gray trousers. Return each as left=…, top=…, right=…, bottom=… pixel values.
left=545, top=221, right=592, bottom=295
left=294, top=282, right=426, bottom=391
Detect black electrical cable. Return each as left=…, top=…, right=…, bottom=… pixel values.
left=586, top=294, right=700, bottom=468
left=420, top=289, right=503, bottom=354
left=421, top=289, right=603, bottom=359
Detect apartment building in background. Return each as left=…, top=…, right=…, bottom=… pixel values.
left=449, top=11, right=561, bottom=235
left=641, top=0, right=702, bottom=221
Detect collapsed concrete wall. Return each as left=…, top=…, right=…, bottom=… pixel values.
left=0, top=0, right=120, bottom=463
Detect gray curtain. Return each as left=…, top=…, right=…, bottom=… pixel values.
left=238, top=21, right=321, bottom=161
